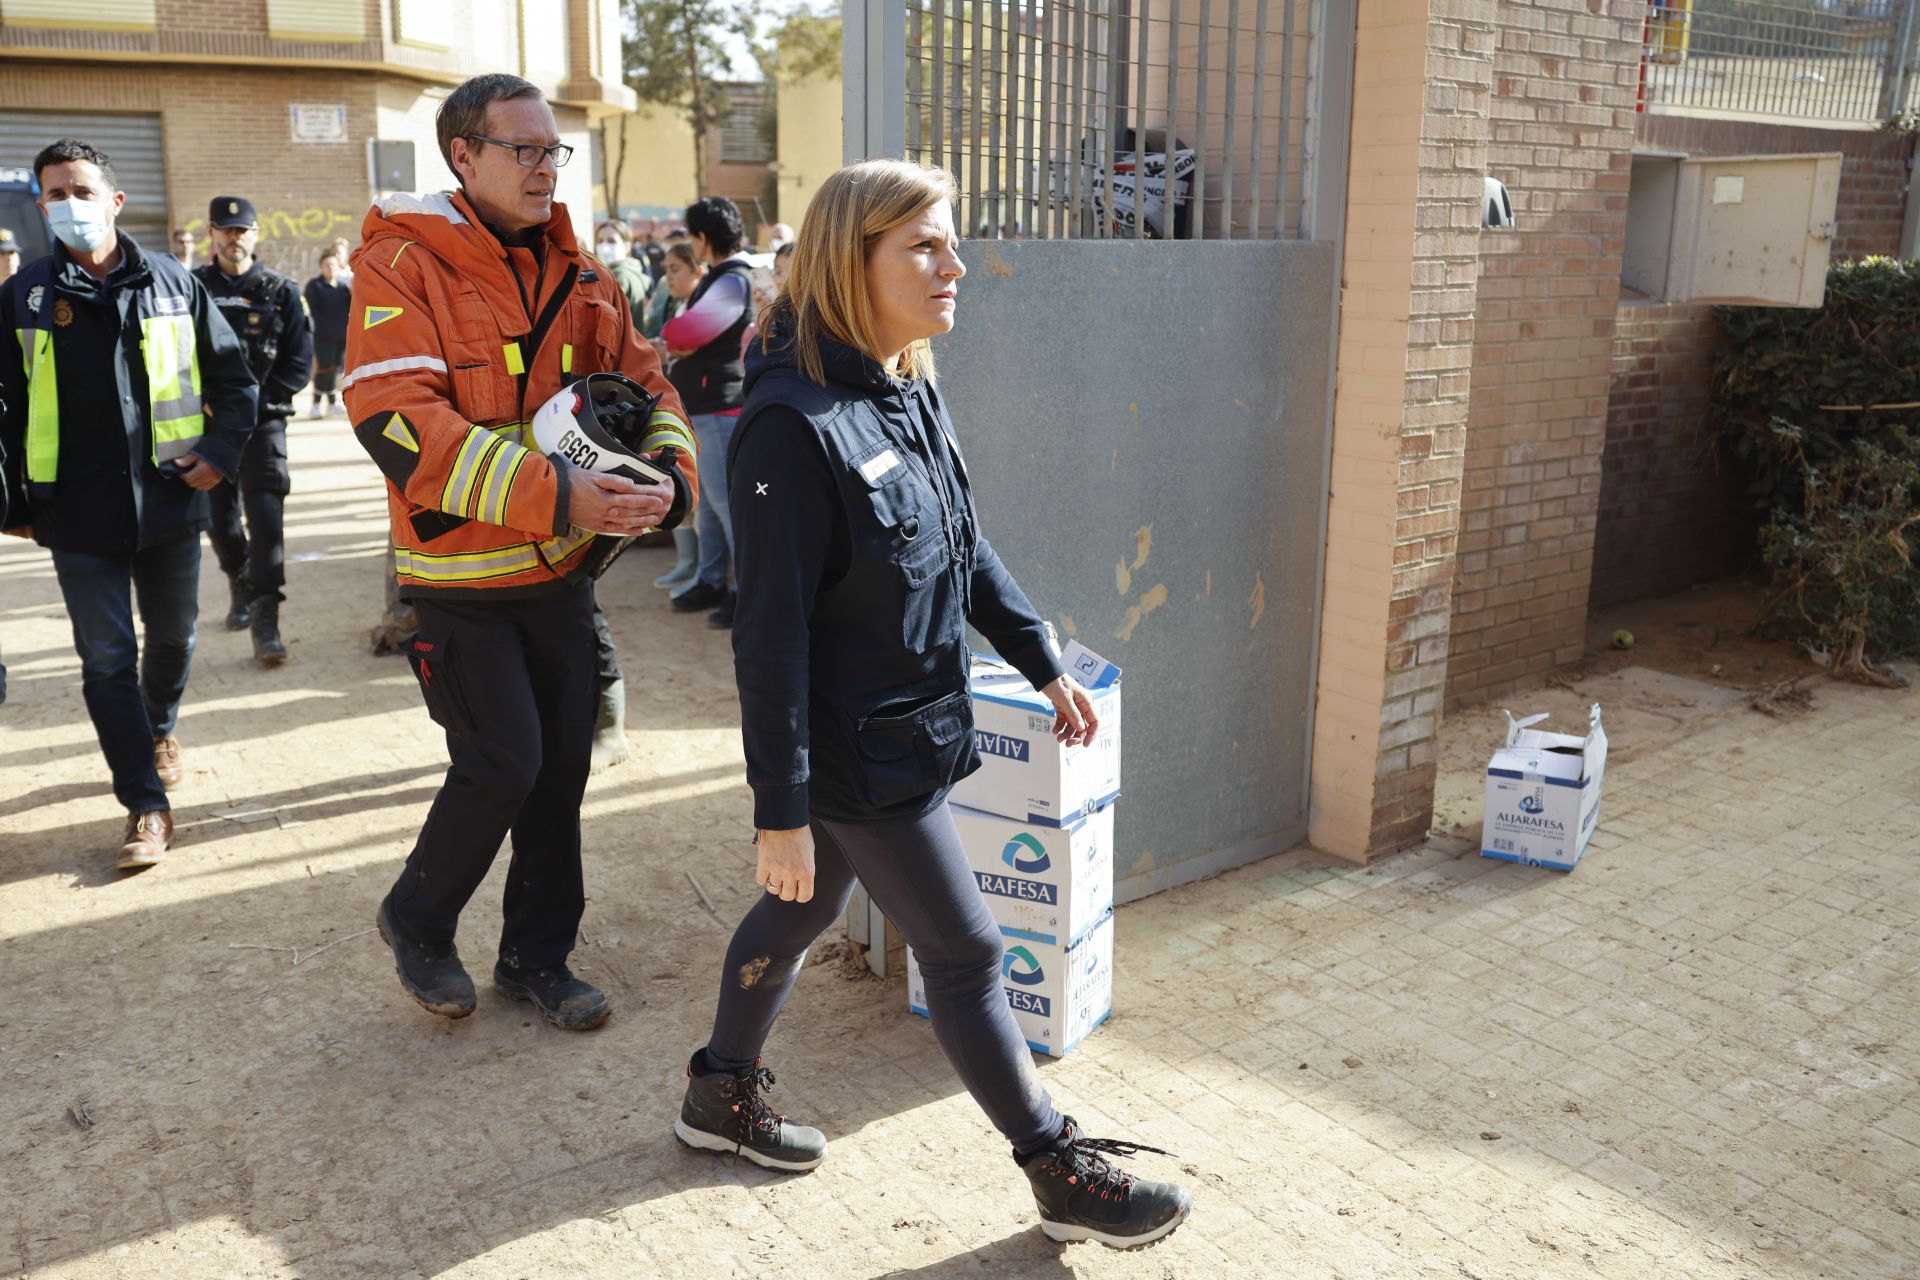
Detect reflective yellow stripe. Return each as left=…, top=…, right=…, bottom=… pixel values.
left=140, top=315, right=205, bottom=465
left=537, top=528, right=595, bottom=571
left=394, top=542, right=543, bottom=584
left=639, top=410, right=696, bottom=456
left=475, top=444, right=526, bottom=527
left=561, top=343, right=572, bottom=374
left=441, top=427, right=501, bottom=517
left=502, top=342, right=525, bottom=376
left=19, top=328, right=59, bottom=482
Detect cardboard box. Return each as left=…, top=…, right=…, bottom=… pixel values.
left=951, top=802, right=1114, bottom=950
left=907, top=909, right=1114, bottom=1058
left=952, top=641, right=1121, bottom=827
left=1481, top=704, right=1608, bottom=871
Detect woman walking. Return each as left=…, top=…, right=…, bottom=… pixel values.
left=672, top=159, right=1192, bottom=1249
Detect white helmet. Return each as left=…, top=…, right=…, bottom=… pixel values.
left=530, top=373, right=677, bottom=486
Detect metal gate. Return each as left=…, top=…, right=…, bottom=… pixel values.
left=0, top=111, right=169, bottom=262
left=843, top=0, right=1355, bottom=901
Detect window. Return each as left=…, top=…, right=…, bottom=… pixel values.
left=719, top=85, right=772, bottom=164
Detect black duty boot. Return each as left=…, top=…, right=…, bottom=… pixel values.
left=674, top=1050, right=827, bottom=1172
left=493, top=961, right=611, bottom=1031
left=1016, top=1116, right=1193, bottom=1248
left=375, top=893, right=476, bottom=1018
left=224, top=574, right=251, bottom=631
left=250, top=596, right=287, bottom=666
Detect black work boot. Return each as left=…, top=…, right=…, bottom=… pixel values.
left=493, top=961, right=611, bottom=1031
left=224, top=573, right=251, bottom=631
left=250, top=596, right=287, bottom=666
left=1016, top=1116, right=1193, bottom=1248
left=375, top=893, right=476, bottom=1019
left=674, top=1050, right=827, bottom=1172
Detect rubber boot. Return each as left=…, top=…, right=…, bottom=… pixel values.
left=654, top=526, right=700, bottom=590
left=589, top=678, right=630, bottom=774
left=250, top=596, right=288, bottom=667
left=225, top=573, right=252, bottom=631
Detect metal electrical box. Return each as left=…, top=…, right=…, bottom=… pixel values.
left=1622, top=151, right=1843, bottom=308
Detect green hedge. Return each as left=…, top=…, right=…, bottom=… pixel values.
left=1713, top=258, right=1920, bottom=681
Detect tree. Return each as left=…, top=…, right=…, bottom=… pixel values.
left=619, top=0, right=764, bottom=195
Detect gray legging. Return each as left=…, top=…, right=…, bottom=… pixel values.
left=704, top=800, right=1064, bottom=1153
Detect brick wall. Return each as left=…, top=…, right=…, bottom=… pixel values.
left=1442, top=0, right=1645, bottom=708
left=1309, top=0, right=1496, bottom=860
left=1588, top=116, right=1916, bottom=608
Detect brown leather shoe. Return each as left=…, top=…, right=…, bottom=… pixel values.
left=153, top=736, right=183, bottom=788
left=117, top=810, right=173, bottom=871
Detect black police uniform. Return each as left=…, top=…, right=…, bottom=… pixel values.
left=193, top=198, right=313, bottom=611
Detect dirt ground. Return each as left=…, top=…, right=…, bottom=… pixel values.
left=2, top=418, right=1915, bottom=1279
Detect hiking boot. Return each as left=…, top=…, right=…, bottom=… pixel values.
left=670, top=581, right=727, bottom=613
left=250, top=596, right=287, bottom=666
left=589, top=678, right=631, bottom=775
left=493, top=961, right=611, bottom=1031
left=1015, top=1115, right=1193, bottom=1248
left=117, top=809, right=173, bottom=871
left=224, top=573, right=251, bottom=631
left=706, top=593, right=735, bottom=630
left=674, top=1050, right=827, bottom=1172
left=152, top=736, right=183, bottom=788
left=375, top=893, right=476, bottom=1019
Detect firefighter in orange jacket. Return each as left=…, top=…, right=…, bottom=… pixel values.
left=345, top=74, right=697, bottom=1031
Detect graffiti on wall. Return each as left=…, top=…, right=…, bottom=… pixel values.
left=181, top=206, right=361, bottom=278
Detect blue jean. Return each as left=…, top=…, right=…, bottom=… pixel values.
left=50, top=532, right=201, bottom=813
left=692, top=411, right=738, bottom=590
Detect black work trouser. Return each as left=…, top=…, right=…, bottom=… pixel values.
left=590, top=593, right=621, bottom=689
left=705, top=801, right=1064, bottom=1153
left=390, top=579, right=598, bottom=970
left=207, top=419, right=290, bottom=600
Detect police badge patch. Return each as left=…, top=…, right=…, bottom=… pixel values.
left=52, top=299, right=72, bottom=328
left=25, top=284, right=43, bottom=314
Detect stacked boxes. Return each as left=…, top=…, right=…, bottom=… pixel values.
left=908, top=643, right=1122, bottom=1057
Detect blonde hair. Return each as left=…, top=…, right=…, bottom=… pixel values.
left=763, top=159, right=958, bottom=386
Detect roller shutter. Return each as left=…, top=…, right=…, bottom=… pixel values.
left=0, top=111, right=169, bottom=262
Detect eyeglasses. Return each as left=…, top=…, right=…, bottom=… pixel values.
left=464, top=134, right=574, bottom=168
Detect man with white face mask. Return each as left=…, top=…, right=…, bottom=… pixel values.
left=0, top=137, right=258, bottom=872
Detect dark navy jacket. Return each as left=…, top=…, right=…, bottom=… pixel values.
left=729, top=330, right=1065, bottom=828
left=0, top=232, right=257, bottom=554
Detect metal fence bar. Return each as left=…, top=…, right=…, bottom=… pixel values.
left=1075, top=0, right=1090, bottom=235
left=1221, top=0, right=1240, bottom=236
left=930, top=0, right=946, bottom=165
left=1042, top=0, right=1060, bottom=236
left=1193, top=0, right=1210, bottom=238
left=1133, top=0, right=1152, bottom=238
left=1166, top=0, right=1182, bottom=236
left=1248, top=0, right=1268, bottom=237
left=909, top=1, right=924, bottom=158
left=1279, top=0, right=1296, bottom=235
left=893, top=0, right=1319, bottom=240
left=1113, top=0, right=1121, bottom=237
left=1641, top=0, right=1919, bottom=125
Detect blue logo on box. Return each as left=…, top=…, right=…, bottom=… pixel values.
left=975, top=872, right=1059, bottom=905
left=1002, top=832, right=1050, bottom=873
left=976, top=730, right=1030, bottom=762
left=1518, top=789, right=1545, bottom=814
left=1002, top=945, right=1045, bottom=986
left=1007, top=988, right=1051, bottom=1016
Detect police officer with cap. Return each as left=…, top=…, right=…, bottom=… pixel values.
left=194, top=196, right=313, bottom=664
left=0, top=227, right=21, bottom=287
